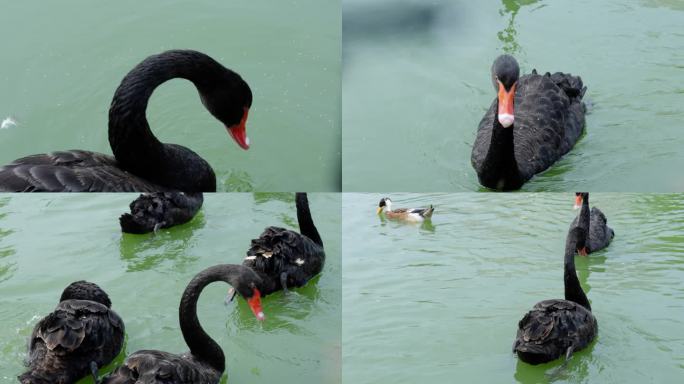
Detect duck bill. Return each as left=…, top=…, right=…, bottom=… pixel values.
left=497, top=82, right=515, bottom=128
left=227, top=107, right=250, bottom=150
left=376, top=207, right=383, bottom=215
left=247, top=288, right=265, bottom=321
left=573, top=195, right=583, bottom=210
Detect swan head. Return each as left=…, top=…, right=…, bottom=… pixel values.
left=199, top=71, right=253, bottom=150
left=574, top=192, right=588, bottom=210
left=377, top=197, right=392, bottom=214
left=60, top=281, right=112, bottom=308
left=491, top=55, right=519, bottom=128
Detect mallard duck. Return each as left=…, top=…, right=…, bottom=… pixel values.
left=376, top=197, right=434, bottom=221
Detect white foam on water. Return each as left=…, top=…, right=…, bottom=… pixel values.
left=1, top=117, right=17, bottom=129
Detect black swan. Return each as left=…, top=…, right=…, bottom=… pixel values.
left=513, top=226, right=597, bottom=365
left=571, top=192, right=614, bottom=255
left=19, top=281, right=124, bottom=384
left=376, top=197, right=434, bottom=221
left=120, top=192, right=204, bottom=234
left=232, top=192, right=324, bottom=300
left=471, top=54, right=586, bottom=190
left=101, top=264, right=266, bottom=383
left=0, top=49, right=252, bottom=192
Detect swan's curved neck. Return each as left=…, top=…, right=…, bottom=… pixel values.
left=564, top=230, right=591, bottom=311
left=579, top=195, right=590, bottom=231
left=480, top=114, right=522, bottom=190
left=179, top=264, right=258, bottom=373
left=108, top=50, right=220, bottom=191
left=296, top=193, right=323, bottom=247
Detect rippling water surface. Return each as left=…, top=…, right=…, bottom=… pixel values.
left=0, top=0, right=341, bottom=191
left=343, top=0, right=684, bottom=191
left=343, top=193, right=684, bottom=383
left=0, top=193, right=340, bottom=383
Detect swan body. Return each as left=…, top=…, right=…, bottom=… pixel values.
left=513, top=299, right=597, bottom=365
left=513, top=226, right=597, bottom=365
left=19, top=281, right=124, bottom=384
left=471, top=55, right=586, bottom=190
left=571, top=192, right=614, bottom=255
left=0, top=50, right=252, bottom=192
left=376, top=197, right=434, bottom=221
left=102, top=264, right=265, bottom=384
left=243, top=193, right=325, bottom=294
left=120, top=192, right=204, bottom=234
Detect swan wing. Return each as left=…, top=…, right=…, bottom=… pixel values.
left=102, top=350, right=220, bottom=383
left=30, top=300, right=124, bottom=363
left=514, top=299, right=596, bottom=364
left=588, top=207, right=613, bottom=251
left=245, top=226, right=324, bottom=287
left=0, top=150, right=163, bottom=192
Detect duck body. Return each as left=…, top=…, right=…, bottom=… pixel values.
left=471, top=55, right=586, bottom=190
left=19, top=282, right=124, bottom=384
left=120, top=192, right=204, bottom=234
left=243, top=193, right=325, bottom=294
left=0, top=50, right=252, bottom=193
left=377, top=197, right=434, bottom=221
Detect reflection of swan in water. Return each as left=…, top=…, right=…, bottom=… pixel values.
left=118, top=212, right=205, bottom=272
left=497, top=0, right=540, bottom=54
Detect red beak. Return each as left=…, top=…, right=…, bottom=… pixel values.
left=247, top=288, right=265, bottom=321
left=497, top=81, right=516, bottom=128
left=574, top=195, right=583, bottom=210
left=227, top=107, right=250, bottom=150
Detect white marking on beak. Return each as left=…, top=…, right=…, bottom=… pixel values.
left=573, top=204, right=581, bottom=210
left=245, top=136, right=250, bottom=146
left=498, top=113, right=514, bottom=128
left=257, top=311, right=265, bottom=320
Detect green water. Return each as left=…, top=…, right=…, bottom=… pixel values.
left=342, top=0, right=684, bottom=191
left=343, top=193, right=684, bottom=383
left=0, top=0, right=341, bottom=192
left=0, top=193, right=341, bottom=383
